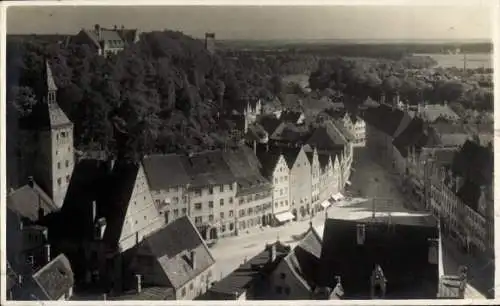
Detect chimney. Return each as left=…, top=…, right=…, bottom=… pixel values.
left=190, top=250, right=196, bottom=270
left=44, top=244, right=51, bottom=263
left=268, top=243, right=277, bottom=263
left=28, top=176, right=34, bottom=188
left=135, top=274, right=142, bottom=293
left=92, top=201, right=97, bottom=222
left=356, top=224, right=366, bottom=245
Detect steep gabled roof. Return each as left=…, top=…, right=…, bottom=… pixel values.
left=284, top=226, right=323, bottom=290
left=102, top=161, right=141, bottom=248
left=281, top=147, right=303, bottom=169
left=307, top=120, right=347, bottom=150
left=362, top=103, right=405, bottom=137
left=31, top=254, right=74, bottom=300
left=181, top=150, right=236, bottom=188
left=319, top=216, right=439, bottom=299
left=255, top=145, right=283, bottom=178
left=138, top=217, right=215, bottom=290
left=392, top=117, right=429, bottom=157
left=7, top=182, right=57, bottom=222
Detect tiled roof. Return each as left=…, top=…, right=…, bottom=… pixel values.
left=32, top=254, right=74, bottom=300
left=284, top=226, right=323, bottom=290
left=84, top=28, right=125, bottom=48
left=116, top=29, right=139, bottom=44
left=270, top=122, right=309, bottom=143
left=319, top=217, right=439, bottom=299
left=280, top=111, right=303, bottom=123
left=223, top=147, right=271, bottom=196
left=281, top=147, right=303, bottom=169
left=138, top=216, right=215, bottom=289
left=392, top=117, right=430, bottom=157
left=142, top=154, right=190, bottom=190
left=307, top=120, right=347, bottom=150
left=258, top=116, right=282, bottom=135
left=181, top=150, right=236, bottom=188
left=362, top=103, right=405, bottom=137
left=430, top=123, right=472, bottom=147
left=255, top=145, right=283, bottom=178
left=111, top=286, right=175, bottom=300
left=7, top=182, right=58, bottom=222
left=199, top=241, right=291, bottom=299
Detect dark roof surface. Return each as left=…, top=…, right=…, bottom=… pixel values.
left=7, top=183, right=58, bottom=222
left=284, top=226, right=323, bottom=289
left=255, top=146, right=283, bottom=178
left=392, top=117, right=429, bottom=157
left=452, top=140, right=493, bottom=186
left=181, top=150, right=236, bottom=187
left=200, top=241, right=291, bottom=299
left=281, top=147, right=303, bottom=169
left=139, top=216, right=215, bottom=289
left=362, top=103, right=405, bottom=137
left=307, top=120, right=347, bottom=150
left=32, top=254, right=74, bottom=300
left=319, top=216, right=439, bottom=299
left=102, top=161, right=141, bottom=247
left=112, top=286, right=175, bottom=300
left=143, top=154, right=191, bottom=190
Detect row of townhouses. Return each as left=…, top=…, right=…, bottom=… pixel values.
left=361, top=93, right=494, bottom=259
left=7, top=61, right=354, bottom=300
left=198, top=214, right=466, bottom=300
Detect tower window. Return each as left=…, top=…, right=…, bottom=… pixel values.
left=48, top=91, right=56, bottom=104
left=57, top=162, right=61, bottom=169
left=66, top=175, right=70, bottom=183
left=65, top=160, right=69, bottom=167
left=57, top=178, right=62, bottom=186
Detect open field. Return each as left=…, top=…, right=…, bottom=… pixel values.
left=414, top=53, right=493, bottom=69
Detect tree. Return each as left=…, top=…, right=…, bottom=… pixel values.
left=8, top=85, right=38, bottom=116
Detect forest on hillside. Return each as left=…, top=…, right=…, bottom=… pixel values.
left=7, top=31, right=311, bottom=161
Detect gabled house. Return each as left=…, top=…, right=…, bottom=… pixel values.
left=305, top=149, right=321, bottom=214
left=198, top=240, right=291, bottom=300
left=256, top=145, right=293, bottom=226
left=13, top=254, right=75, bottom=301
left=271, top=223, right=323, bottom=299
left=124, top=216, right=216, bottom=300
left=282, top=147, right=312, bottom=221
left=72, top=24, right=140, bottom=56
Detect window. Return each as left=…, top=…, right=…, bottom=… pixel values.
left=276, top=286, right=283, bottom=294
left=209, top=187, right=214, bottom=194
left=229, top=197, right=233, bottom=204
left=195, top=216, right=203, bottom=224
left=239, top=198, right=244, bottom=205
left=174, top=209, right=179, bottom=217
left=239, top=210, right=245, bottom=217
left=195, top=203, right=202, bottom=210
left=229, top=184, right=233, bottom=191
left=220, top=212, right=225, bottom=219
left=144, top=215, right=147, bottom=220
left=229, top=210, right=234, bottom=217
left=182, top=208, right=187, bottom=215
left=65, top=160, right=69, bottom=168
left=208, top=201, right=214, bottom=208
left=280, top=273, right=286, bottom=279
left=209, top=215, right=214, bottom=222
left=173, top=197, right=179, bottom=204
left=57, top=162, right=61, bottom=169
left=57, top=178, right=62, bottom=186
left=229, top=223, right=234, bottom=231
left=66, top=175, right=70, bottom=183
left=189, top=283, right=194, bottom=290
left=181, top=288, right=186, bottom=297
left=220, top=199, right=224, bottom=206
left=220, top=185, right=224, bottom=192
left=221, top=224, right=226, bottom=232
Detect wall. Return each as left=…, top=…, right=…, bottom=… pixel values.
left=176, top=266, right=215, bottom=300
left=289, top=149, right=312, bottom=221
left=189, top=183, right=238, bottom=237
left=271, top=155, right=291, bottom=215
left=119, top=165, right=165, bottom=252
left=310, top=151, right=321, bottom=213
left=270, top=259, right=310, bottom=300
left=51, top=126, right=75, bottom=208
left=236, top=189, right=272, bottom=232
left=151, top=186, right=188, bottom=224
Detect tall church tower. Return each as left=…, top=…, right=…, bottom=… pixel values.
left=18, top=61, right=75, bottom=208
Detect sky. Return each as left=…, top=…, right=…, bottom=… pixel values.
left=6, top=5, right=494, bottom=41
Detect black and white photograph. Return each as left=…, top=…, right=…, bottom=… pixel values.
left=3, top=2, right=497, bottom=302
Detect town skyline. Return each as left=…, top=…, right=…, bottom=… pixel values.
left=6, top=5, right=493, bottom=40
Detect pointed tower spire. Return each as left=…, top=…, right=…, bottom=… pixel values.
left=45, top=60, right=58, bottom=105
